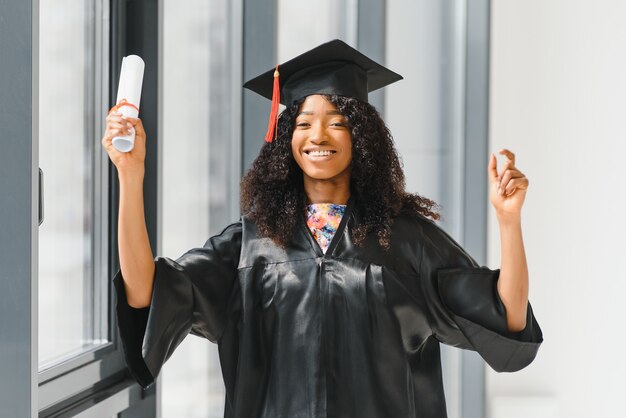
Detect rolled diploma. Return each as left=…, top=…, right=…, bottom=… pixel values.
left=112, top=55, right=145, bottom=152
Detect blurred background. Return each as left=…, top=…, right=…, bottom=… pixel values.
left=4, top=0, right=622, bottom=417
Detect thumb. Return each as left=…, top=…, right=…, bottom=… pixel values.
left=488, top=153, right=499, bottom=182
left=125, top=117, right=145, bottom=137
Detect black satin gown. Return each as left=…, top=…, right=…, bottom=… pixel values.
left=114, top=197, right=543, bottom=418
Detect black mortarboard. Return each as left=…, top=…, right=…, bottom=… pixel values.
left=243, top=39, right=403, bottom=142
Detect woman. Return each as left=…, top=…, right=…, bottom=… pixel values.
left=102, top=40, right=542, bottom=418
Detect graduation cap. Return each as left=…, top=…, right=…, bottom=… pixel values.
left=243, top=39, right=403, bottom=143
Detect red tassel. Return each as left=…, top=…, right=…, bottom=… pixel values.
left=264, top=66, right=280, bottom=143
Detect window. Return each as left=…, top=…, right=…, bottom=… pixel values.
left=38, top=0, right=108, bottom=369
left=37, top=0, right=132, bottom=414
left=277, top=0, right=356, bottom=61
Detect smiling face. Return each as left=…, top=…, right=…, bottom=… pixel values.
left=291, top=95, right=353, bottom=187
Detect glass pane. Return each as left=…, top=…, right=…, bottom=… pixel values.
left=277, top=0, right=349, bottom=61
left=386, top=1, right=468, bottom=416
left=161, top=0, right=232, bottom=416
left=38, top=0, right=102, bottom=367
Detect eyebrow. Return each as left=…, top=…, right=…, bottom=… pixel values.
left=297, top=110, right=344, bottom=116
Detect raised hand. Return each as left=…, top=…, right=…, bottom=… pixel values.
left=101, top=110, right=147, bottom=176
left=488, top=149, right=529, bottom=221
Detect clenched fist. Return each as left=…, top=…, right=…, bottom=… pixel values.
left=101, top=110, right=147, bottom=176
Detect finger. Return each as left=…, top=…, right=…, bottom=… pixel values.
left=488, top=153, right=499, bottom=182
left=108, top=121, right=132, bottom=131
left=498, top=168, right=522, bottom=193
left=106, top=111, right=123, bottom=121
left=503, top=176, right=529, bottom=196
left=101, top=133, right=120, bottom=155
left=498, top=158, right=517, bottom=188
left=102, top=141, right=123, bottom=159
left=106, top=117, right=130, bottom=130
left=125, top=117, right=145, bottom=137
left=104, top=125, right=133, bottom=139
left=498, top=149, right=516, bottom=167
left=110, top=127, right=133, bottom=137
left=106, top=113, right=129, bottom=121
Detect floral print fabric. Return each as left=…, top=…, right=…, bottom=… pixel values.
left=305, top=203, right=346, bottom=254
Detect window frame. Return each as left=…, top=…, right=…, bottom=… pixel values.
left=37, top=0, right=110, bottom=376
left=38, top=0, right=160, bottom=415
left=36, top=0, right=129, bottom=413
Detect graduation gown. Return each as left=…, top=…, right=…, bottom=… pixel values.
left=114, top=198, right=543, bottom=418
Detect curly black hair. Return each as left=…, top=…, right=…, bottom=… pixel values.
left=240, top=94, right=440, bottom=252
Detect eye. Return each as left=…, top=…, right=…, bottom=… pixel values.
left=296, top=121, right=310, bottom=128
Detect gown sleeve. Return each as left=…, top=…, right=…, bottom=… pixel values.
left=417, top=217, right=543, bottom=373
left=113, top=220, right=242, bottom=388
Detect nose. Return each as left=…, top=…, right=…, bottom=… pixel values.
left=308, top=122, right=328, bottom=144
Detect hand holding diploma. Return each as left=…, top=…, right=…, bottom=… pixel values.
left=101, top=55, right=147, bottom=177
left=102, top=111, right=147, bottom=177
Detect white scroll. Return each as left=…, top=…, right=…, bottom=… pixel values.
left=111, top=55, right=145, bottom=152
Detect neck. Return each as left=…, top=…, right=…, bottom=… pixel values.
left=303, top=174, right=351, bottom=205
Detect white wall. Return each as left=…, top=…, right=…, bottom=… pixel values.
left=488, top=1, right=626, bottom=417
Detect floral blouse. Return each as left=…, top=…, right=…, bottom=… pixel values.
left=305, top=203, right=347, bottom=253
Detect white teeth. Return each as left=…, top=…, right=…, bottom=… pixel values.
left=307, top=150, right=334, bottom=156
